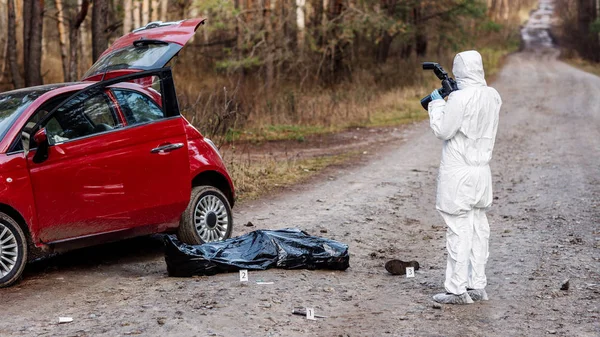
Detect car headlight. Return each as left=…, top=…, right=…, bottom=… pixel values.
left=204, top=138, right=222, bottom=159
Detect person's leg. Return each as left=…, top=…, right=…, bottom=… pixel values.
left=439, top=210, right=474, bottom=295
left=467, top=208, right=490, bottom=301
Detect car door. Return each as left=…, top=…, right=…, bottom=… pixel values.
left=26, top=69, right=191, bottom=243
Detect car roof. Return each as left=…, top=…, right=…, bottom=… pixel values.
left=0, top=82, right=82, bottom=97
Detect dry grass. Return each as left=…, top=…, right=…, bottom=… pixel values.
left=564, top=57, right=600, bottom=77
left=223, top=150, right=361, bottom=201
left=186, top=46, right=518, bottom=202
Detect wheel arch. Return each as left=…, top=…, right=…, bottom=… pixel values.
left=0, top=203, right=31, bottom=241
left=192, top=170, right=235, bottom=207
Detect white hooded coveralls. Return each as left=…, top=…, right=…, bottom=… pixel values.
left=428, top=51, right=502, bottom=295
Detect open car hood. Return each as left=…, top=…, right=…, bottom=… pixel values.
left=82, top=18, right=205, bottom=81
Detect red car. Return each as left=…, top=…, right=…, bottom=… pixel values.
left=0, top=18, right=235, bottom=287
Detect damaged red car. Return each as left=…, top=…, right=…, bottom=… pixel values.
left=0, top=18, right=235, bottom=287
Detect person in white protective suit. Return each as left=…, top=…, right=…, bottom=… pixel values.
left=427, top=50, right=502, bottom=305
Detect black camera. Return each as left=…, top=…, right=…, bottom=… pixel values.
left=420, top=62, right=459, bottom=110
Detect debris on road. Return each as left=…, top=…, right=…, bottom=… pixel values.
left=165, top=228, right=349, bottom=277
left=58, top=317, right=73, bottom=324
left=560, top=279, right=570, bottom=291
left=291, top=308, right=327, bottom=319
left=384, top=259, right=420, bottom=276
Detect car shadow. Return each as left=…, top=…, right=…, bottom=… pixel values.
left=23, top=235, right=166, bottom=278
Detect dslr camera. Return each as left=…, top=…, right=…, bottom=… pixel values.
left=420, top=62, right=458, bottom=110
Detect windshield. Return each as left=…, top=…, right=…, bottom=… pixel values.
left=0, top=90, right=45, bottom=143
left=83, top=43, right=181, bottom=79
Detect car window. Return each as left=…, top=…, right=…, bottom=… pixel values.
left=112, top=89, right=165, bottom=125
left=82, top=43, right=180, bottom=79
left=44, top=91, right=120, bottom=145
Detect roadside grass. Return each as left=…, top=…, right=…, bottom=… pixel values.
left=218, top=45, right=518, bottom=202
left=221, top=87, right=428, bottom=144
left=564, top=57, right=600, bottom=77
left=224, top=150, right=362, bottom=201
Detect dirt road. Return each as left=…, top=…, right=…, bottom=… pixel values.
left=1, top=2, right=599, bottom=336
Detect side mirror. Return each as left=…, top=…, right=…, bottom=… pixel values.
left=33, top=128, right=47, bottom=144
left=32, top=128, right=49, bottom=164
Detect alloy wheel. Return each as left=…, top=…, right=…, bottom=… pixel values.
left=194, top=194, right=230, bottom=242
left=0, top=223, right=18, bottom=278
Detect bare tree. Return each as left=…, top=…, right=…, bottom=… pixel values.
left=160, top=0, right=167, bottom=21
left=8, top=0, right=24, bottom=88
left=92, top=0, right=109, bottom=61
left=578, top=0, right=600, bottom=61
left=23, top=0, right=33, bottom=78
left=123, top=0, right=132, bottom=33
left=151, top=0, right=159, bottom=21
left=142, top=0, right=149, bottom=25
left=69, top=0, right=90, bottom=81
left=296, top=0, right=306, bottom=50
left=55, top=0, right=69, bottom=82
left=133, top=0, right=141, bottom=28
left=23, top=0, right=44, bottom=86
left=263, top=0, right=275, bottom=94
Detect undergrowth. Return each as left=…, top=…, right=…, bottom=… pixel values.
left=202, top=43, right=518, bottom=202
left=224, top=151, right=361, bottom=201
left=564, top=57, right=600, bottom=77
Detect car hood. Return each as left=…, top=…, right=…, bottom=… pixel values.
left=81, top=18, right=205, bottom=81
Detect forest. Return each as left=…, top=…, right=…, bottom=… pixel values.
left=0, top=0, right=597, bottom=140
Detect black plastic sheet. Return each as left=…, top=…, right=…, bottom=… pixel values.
left=164, top=228, right=350, bottom=277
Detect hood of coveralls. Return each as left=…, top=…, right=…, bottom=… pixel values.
left=452, top=50, right=487, bottom=90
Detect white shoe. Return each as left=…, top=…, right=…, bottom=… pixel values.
left=467, top=288, right=489, bottom=301
left=432, top=292, right=474, bottom=305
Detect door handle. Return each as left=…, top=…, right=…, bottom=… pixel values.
left=151, top=143, right=184, bottom=154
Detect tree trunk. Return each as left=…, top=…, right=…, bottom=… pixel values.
left=375, top=30, right=393, bottom=63
left=160, top=0, right=167, bottom=21
left=322, top=0, right=346, bottom=84
left=133, top=0, right=141, bottom=28
left=296, top=0, right=305, bottom=50
left=123, top=0, right=132, bottom=33
left=151, top=0, right=158, bottom=21
left=577, top=0, right=593, bottom=60
left=23, top=0, right=33, bottom=79
left=414, top=5, right=427, bottom=57
left=142, top=0, right=149, bottom=25
left=69, top=0, right=89, bottom=81
left=8, top=0, right=24, bottom=88
left=311, top=0, right=323, bottom=46
left=234, top=0, right=243, bottom=52
left=263, top=0, right=274, bottom=95
left=92, top=0, right=109, bottom=61
left=25, top=0, right=44, bottom=86
left=55, top=0, right=69, bottom=82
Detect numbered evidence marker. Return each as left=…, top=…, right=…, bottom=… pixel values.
left=306, top=308, right=316, bottom=320
left=406, top=267, right=415, bottom=278
left=239, top=269, right=249, bottom=282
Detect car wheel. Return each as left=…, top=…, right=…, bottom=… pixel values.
left=177, top=186, right=233, bottom=245
left=0, top=212, right=28, bottom=288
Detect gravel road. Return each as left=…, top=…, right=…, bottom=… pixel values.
left=1, top=1, right=598, bottom=336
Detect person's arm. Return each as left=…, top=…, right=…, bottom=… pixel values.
left=427, top=91, right=465, bottom=140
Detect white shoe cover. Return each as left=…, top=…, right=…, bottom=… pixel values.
left=467, top=289, right=489, bottom=301
left=433, top=292, right=474, bottom=305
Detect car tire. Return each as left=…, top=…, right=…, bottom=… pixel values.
left=0, top=212, right=28, bottom=288
left=177, top=186, right=233, bottom=245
